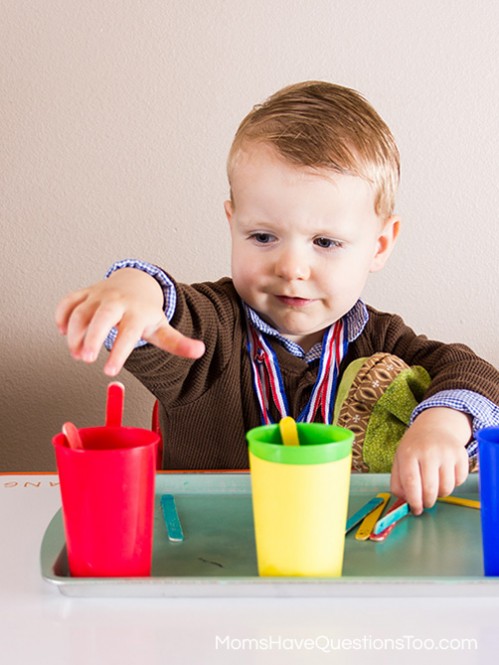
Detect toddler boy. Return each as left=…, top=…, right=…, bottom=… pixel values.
left=56, top=81, right=499, bottom=514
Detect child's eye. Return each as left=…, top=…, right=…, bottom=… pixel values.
left=314, top=237, right=343, bottom=250
left=250, top=233, right=276, bottom=244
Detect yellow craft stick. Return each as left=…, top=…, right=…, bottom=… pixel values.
left=355, top=492, right=391, bottom=541
left=279, top=416, right=300, bottom=446
left=438, top=496, right=480, bottom=510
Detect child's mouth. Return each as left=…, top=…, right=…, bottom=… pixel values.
left=276, top=295, right=313, bottom=307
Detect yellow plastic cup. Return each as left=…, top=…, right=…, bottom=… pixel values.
left=247, top=423, right=353, bottom=577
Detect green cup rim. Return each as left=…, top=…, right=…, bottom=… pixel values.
left=246, top=423, right=353, bottom=465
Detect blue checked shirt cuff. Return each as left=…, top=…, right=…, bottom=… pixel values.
left=103, top=259, right=176, bottom=350
left=410, top=389, right=499, bottom=460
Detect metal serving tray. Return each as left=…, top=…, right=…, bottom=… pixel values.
left=41, top=472, right=499, bottom=597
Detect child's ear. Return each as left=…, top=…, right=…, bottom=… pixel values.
left=224, top=200, right=233, bottom=225
left=370, top=215, right=401, bottom=273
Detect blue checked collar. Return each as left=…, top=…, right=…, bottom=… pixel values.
left=243, top=299, right=368, bottom=363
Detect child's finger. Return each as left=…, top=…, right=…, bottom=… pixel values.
left=454, top=451, right=470, bottom=488
left=420, top=462, right=440, bottom=509
left=415, top=454, right=440, bottom=510
left=103, top=323, right=144, bottom=376
left=147, top=321, right=205, bottom=359
left=437, top=464, right=458, bottom=499
left=80, top=301, right=126, bottom=363
left=389, top=456, right=404, bottom=498
left=65, top=299, right=100, bottom=359
left=55, top=289, right=90, bottom=334
left=437, top=449, right=469, bottom=497
left=398, top=459, right=424, bottom=515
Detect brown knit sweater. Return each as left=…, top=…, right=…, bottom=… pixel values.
left=124, top=277, right=499, bottom=470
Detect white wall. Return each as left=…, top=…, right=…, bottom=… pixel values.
left=1, top=0, right=498, bottom=470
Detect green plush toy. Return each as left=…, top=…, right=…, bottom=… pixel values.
left=333, top=353, right=431, bottom=472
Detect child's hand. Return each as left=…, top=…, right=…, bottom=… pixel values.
left=55, top=268, right=205, bottom=376
left=390, top=408, right=472, bottom=515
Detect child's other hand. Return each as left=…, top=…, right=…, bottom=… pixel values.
left=390, top=408, right=472, bottom=515
left=55, top=268, right=205, bottom=376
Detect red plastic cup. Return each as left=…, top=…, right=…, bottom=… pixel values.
left=52, top=426, right=159, bottom=577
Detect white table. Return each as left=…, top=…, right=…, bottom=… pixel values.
left=2, top=473, right=499, bottom=665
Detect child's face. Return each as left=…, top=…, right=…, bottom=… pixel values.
left=225, top=143, right=399, bottom=351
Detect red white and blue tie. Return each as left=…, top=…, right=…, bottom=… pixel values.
left=246, top=318, right=348, bottom=425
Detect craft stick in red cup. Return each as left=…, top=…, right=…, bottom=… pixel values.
left=105, top=381, right=125, bottom=427
left=62, top=422, right=84, bottom=450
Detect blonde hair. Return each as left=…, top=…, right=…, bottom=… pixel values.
left=227, top=81, right=400, bottom=219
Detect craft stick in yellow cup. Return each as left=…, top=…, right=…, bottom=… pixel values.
left=247, top=419, right=353, bottom=577
left=279, top=416, right=300, bottom=446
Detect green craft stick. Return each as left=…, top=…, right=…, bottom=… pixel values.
left=161, top=494, right=184, bottom=542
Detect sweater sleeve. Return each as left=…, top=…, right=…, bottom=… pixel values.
left=350, top=306, right=499, bottom=406
left=123, top=276, right=245, bottom=408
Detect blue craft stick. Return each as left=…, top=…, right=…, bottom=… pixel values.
left=345, top=497, right=384, bottom=534
left=372, top=500, right=410, bottom=535
left=161, top=494, right=184, bottom=542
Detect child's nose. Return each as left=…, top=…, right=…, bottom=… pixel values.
left=274, top=247, right=310, bottom=281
